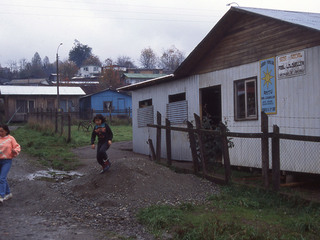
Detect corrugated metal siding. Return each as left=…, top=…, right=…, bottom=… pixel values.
left=131, top=76, right=199, bottom=161
left=137, top=106, right=154, bottom=127
left=200, top=46, right=320, bottom=174
left=0, top=86, right=85, bottom=95
left=166, top=100, right=188, bottom=124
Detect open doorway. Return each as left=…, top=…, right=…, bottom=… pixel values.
left=200, top=85, right=223, bottom=165
left=200, top=85, right=222, bottom=125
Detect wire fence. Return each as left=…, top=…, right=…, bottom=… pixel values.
left=26, top=108, right=132, bottom=141
left=147, top=112, right=320, bottom=191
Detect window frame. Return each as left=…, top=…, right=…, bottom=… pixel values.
left=234, top=77, right=258, bottom=121
left=167, top=92, right=187, bottom=124
left=137, top=98, right=154, bottom=128
left=16, top=99, right=35, bottom=113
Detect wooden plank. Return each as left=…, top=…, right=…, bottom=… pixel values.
left=193, top=14, right=320, bottom=75
left=194, top=113, right=207, bottom=176
left=156, top=111, right=161, bottom=162
left=187, top=121, right=199, bottom=174
left=261, top=112, right=269, bottom=188
left=272, top=125, right=280, bottom=191
left=147, top=139, right=156, bottom=161
left=165, top=118, right=172, bottom=166
left=220, top=123, right=231, bottom=184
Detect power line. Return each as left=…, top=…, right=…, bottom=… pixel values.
left=0, top=4, right=218, bottom=19
left=0, top=11, right=216, bottom=23
left=6, top=0, right=220, bottom=14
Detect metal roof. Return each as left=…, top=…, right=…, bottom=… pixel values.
left=236, top=7, right=320, bottom=32
left=123, top=73, right=168, bottom=79
left=0, top=86, right=86, bottom=95
left=5, top=78, right=49, bottom=85
left=118, top=74, right=174, bottom=91
left=118, top=7, right=320, bottom=92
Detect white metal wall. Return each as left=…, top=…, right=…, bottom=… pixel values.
left=199, top=46, right=320, bottom=174
left=131, top=46, right=320, bottom=173
left=131, top=76, right=199, bottom=161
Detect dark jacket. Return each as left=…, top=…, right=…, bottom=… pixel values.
left=91, top=123, right=113, bottom=144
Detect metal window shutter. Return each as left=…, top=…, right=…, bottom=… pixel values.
left=137, top=106, right=154, bottom=127
left=166, top=100, right=188, bottom=124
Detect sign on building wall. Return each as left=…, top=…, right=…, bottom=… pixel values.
left=277, top=50, right=305, bottom=79
left=260, top=57, right=277, bottom=114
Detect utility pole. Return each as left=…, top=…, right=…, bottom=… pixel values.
left=56, top=43, right=63, bottom=111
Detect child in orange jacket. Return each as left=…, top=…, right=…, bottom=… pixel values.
left=0, top=124, right=21, bottom=203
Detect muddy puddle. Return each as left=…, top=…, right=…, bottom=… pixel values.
left=26, top=169, right=83, bottom=182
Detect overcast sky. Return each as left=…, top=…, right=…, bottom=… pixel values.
left=1, top=0, right=320, bottom=68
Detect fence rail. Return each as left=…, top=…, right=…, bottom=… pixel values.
left=26, top=108, right=132, bottom=142
left=147, top=111, right=320, bottom=191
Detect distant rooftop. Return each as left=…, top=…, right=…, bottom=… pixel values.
left=0, top=85, right=85, bottom=95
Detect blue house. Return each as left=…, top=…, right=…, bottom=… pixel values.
left=79, top=89, right=132, bottom=119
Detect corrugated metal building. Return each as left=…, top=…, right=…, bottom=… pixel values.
left=119, top=7, right=320, bottom=174
left=0, top=85, right=85, bottom=122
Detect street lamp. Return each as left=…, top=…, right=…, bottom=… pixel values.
left=56, top=42, right=63, bottom=111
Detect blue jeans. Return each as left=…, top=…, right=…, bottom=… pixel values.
left=96, top=141, right=110, bottom=166
left=0, top=159, right=12, bottom=198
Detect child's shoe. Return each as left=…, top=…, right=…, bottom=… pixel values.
left=0, top=196, right=4, bottom=204
left=4, top=193, right=13, bottom=201
left=100, top=160, right=111, bottom=174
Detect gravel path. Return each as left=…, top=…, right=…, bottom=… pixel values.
left=0, top=141, right=219, bottom=240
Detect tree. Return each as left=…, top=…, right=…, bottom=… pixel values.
left=69, top=39, right=92, bottom=68
left=139, top=47, right=158, bottom=69
left=116, top=55, right=136, bottom=68
left=159, top=45, right=185, bottom=72
left=18, top=58, right=31, bottom=78
left=30, top=52, right=46, bottom=77
left=59, top=60, right=78, bottom=82
left=31, top=52, right=42, bottom=67
left=82, top=55, right=102, bottom=66
left=42, top=56, right=55, bottom=76
left=43, top=56, right=50, bottom=68
left=100, top=59, right=123, bottom=89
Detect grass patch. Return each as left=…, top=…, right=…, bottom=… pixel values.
left=12, top=123, right=132, bottom=170
left=137, top=185, right=320, bottom=240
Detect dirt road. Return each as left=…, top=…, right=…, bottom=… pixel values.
left=0, top=141, right=219, bottom=240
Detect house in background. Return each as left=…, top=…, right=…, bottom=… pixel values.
left=79, top=89, right=132, bottom=119
left=4, top=78, right=50, bottom=86
left=77, top=65, right=101, bottom=78
left=121, top=68, right=168, bottom=85
left=119, top=7, right=320, bottom=175
left=48, top=73, right=102, bottom=95
left=0, top=85, right=85, bottom=122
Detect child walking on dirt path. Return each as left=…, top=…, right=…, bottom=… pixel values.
left=0, top=124, right=21, bottom=204
left=91, top=114, right=113, bottom=174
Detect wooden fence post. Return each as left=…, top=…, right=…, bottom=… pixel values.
left=261, top=112, right=269, bottom=188
left=36, top=108, right=39, bottom=121
left=165, top=118, right=172, bottom=166
left=60, top=113, right=64, bottom=136
left=55, top=109, right=58, bottom=133
left=272, top=125, right=280, bottom=191
left=187, top=121, right=199, bottom=174
left=220, top=123, right=231, bottom=184
left=148, top=139, right=156, bottom=160
left=41, top=108, right=44, bottom=123
left=67, top=114, right=71, bottom=143
left=156, top=111, right=161, bottom=162
left=194, top=113, right=207, bottom=176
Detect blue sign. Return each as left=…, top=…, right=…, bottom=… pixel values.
left=260, top=57, right=277, bottom=114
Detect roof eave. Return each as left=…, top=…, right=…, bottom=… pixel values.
left=117, top=74, right=175, bottom=91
